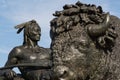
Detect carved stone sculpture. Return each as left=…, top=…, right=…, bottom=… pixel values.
left=50, top=1, right=119, bottom=80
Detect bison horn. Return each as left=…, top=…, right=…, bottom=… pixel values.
left=87, top=12, right=110, bottom=37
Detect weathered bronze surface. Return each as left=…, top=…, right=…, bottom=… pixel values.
left=0, top=20, right=53, bottom=80
left=50, top=1, right=119, bottom=80
left=0, top=1, right=120, bottom=80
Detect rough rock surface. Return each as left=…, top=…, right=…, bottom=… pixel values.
left=50, top=1, right=120, bottom=80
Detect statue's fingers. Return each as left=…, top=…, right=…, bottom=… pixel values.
left=13, top=72, right=17, bottom=77
left=8, top=72, right=14, bottom=79
left=7, top=73, right=12, bottom=79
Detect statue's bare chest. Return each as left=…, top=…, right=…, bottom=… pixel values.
left=18, top=48, right=50, bottom=63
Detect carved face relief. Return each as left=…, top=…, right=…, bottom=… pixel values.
left=28, top=25, right=41, bottom=41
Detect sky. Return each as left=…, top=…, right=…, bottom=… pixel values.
left=0, top=0, right=120, bottom=72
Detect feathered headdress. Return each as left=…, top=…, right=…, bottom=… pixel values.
left=15, top=20, right=37, bottom=34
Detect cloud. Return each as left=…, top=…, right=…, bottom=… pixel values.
left=0, top=0, right=69, bottom=23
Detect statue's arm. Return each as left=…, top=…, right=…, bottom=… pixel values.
left=37, top=48, right=53, bottom=68
left=0, top=47, right=20, bottom=79
left=5, top=47, right=19, bottom=68
left=44, top=48, right=53, bottom=68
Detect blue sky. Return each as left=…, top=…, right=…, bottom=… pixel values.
left=0, top=0, right=120, bottom=72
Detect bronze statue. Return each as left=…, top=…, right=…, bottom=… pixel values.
left=0, top=1, right=120, bottom=80
left=1, top=20, right=53, bottom=80
left=50, top=1, right=118, bottom=80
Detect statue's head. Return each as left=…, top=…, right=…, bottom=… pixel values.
left=15, top=20, right=41, bottom=45
left=24, top=20, right=41, bottom=41
left=50, top=1, right=118, bottom=80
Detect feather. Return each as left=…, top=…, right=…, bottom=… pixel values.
left=14, top=20, right=37, bottom=34
left=16, top=27, right=24, bottom=34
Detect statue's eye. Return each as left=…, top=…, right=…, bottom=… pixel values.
left=34, top=28, right=40, bottom=32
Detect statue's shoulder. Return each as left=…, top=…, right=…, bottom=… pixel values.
left=10, top=45, right=24, bottom=54
left=44, top=48, right=51, bottom=54
left=13, top=45, right=24, bottom=50
left=38, top=46, right=51, bottom=54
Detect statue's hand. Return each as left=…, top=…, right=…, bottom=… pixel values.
left=4, top=69, right=17, bottom=80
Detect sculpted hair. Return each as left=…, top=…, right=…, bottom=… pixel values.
left=15, top=20, right=41, bottom=45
